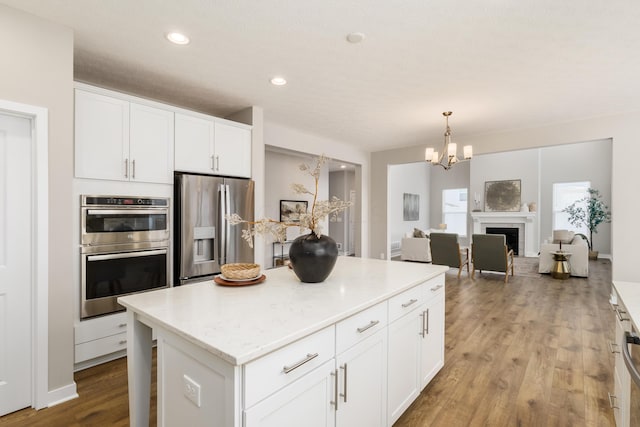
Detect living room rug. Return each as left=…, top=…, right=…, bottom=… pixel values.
left=512, top=256, right=541, bottom=278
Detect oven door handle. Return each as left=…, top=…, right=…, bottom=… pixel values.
left=86, top=209, right=165, bottom=216
left=623, top=331, right=640, bottom=388
left=87, top=249, right=167, bottom=262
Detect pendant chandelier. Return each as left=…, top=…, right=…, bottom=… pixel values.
left=424, top=111, right=472, bottom=170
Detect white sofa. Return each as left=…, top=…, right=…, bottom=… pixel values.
left=538, top=231, right=589, bottom=277
left=400, top=236, right=432, bottom=262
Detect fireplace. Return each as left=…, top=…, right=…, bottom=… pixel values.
left=470, top=212, right=536, bottom=257
left=486, top=227, right=519, bottom=255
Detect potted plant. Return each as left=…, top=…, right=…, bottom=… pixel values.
left=227, top=155, right=352, bottom=283
left=562, top=188, right=611, bottom=259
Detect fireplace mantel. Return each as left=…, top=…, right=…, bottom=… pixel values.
left=470, top=211, right=537, bottom=257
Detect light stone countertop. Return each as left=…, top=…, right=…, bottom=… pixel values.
left=118, top=256, right=448, bottom=365
left=613, top=281, right=640, bottom=329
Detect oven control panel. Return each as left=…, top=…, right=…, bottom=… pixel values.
left=83, top=195, right=168, bottom=207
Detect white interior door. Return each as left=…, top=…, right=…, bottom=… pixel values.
left=0, top=112, right=33, bottom=415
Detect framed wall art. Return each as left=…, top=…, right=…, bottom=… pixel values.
left=280, top=200, right=308, bottom=222
left=403, top=193, right=419, bottom=221
left=484, top=179, right=521, bottom=212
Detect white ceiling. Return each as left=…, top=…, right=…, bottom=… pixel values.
left=3, top=0, right=640, bottom=152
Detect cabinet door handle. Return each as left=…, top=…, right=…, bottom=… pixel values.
left=420, top=309, right=429, bottom=337
left=210, top=155, right=215, bottom=170
left=119, top=339, right=127, bottom=345
left=331, top=369, right=339, bottom=410
left=215, top=154, right=220, bottom=171
left=402, top=299, right=418, bottom=308
left=340, top=363, right=348, bottom=403
left=356, top=320, right=380, bottom=333
left=132, top=159, right=136, bottom=179
left=425, top=308, right=430, bottom=335
left=282, top=352, right=319, bottom=374
left=124, top=158, right=129, bottom=178
left=608, top=392, right=619, bottom=409
left=430, top=284, right=444, bottom=292
left=118, top=323, right=127, bottom=328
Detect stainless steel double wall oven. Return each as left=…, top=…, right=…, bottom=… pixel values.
left=80, top=195, right=170, bottom=319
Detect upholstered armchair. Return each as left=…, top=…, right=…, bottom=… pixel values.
left=538, top=230, right=589, bottom=277
left=429, top=232, right=469, bottom=278
left=471, top=234, right=515, bottom=283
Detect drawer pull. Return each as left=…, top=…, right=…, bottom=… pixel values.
left=615, top=308, right=630, bottom=322
left=430, top=284, right=444, bottom=292
left=283, top=353, right=319, bottom=374
left=608, top=392, right=619, bottom=409
left=609, top=342, right=620, bottom=354
left=401, top=299, right=418, bottom=308
left=119, top=340, right=127, bottom=345
left=356, top=320, right=380, bottom=333
left=118, top=323, right=127, bottom=328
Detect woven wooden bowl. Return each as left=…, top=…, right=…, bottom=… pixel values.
left=221, top=263, right=261, bottom=280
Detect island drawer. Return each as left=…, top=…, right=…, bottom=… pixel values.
left=423, top=276, right=445, bottom=303
left=388, top=285, right=424, bottom=323
left=336, top=301, right=388, bottom=354
left=243, top=325, right=335, bottom=408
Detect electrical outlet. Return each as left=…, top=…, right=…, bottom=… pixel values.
left=183, top=374, right=201, bottom=407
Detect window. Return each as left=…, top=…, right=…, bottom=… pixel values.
left=552, top=181, right=590, bottom=234
left=442, top=188, right=468, bottom=236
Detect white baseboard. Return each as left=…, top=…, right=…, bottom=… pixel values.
left=48, top=382, right=78, bottom=407
left=599, top=253, right=612, bottom=260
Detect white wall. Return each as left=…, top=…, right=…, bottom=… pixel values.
left=388, top=162, right=429, bottom=254
left=0, top=5, right=75, bottom=396
left=264, top=121, right=369, bottom=258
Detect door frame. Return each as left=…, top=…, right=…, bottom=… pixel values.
left=0, top=99, right=49, bottom=409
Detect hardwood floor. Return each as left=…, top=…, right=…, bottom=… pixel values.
left=395, top=258, right=615, bottom=427
left=2, top=258, right=614, bottom=426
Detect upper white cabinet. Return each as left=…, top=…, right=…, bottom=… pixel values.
left=75, top=88, right=174, bottom=184
left=174, top=113, right=214, bottom=174
left=175, top=112, right=251, bottom=178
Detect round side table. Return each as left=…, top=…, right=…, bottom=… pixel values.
left=550, top=251, right=571, bottom=280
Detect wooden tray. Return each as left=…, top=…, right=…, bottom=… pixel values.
left=214, top=274, right=266, bottom=287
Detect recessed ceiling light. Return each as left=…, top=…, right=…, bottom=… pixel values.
left=346, top=32, right=365, bottom=44
left=270, top=76, right=287, bottom=86
left=166, top=32, right=190, bottom=45
left=340, top=165, right=347, bottom=169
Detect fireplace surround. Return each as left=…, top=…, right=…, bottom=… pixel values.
left=470, top=212, right=537, bottom=257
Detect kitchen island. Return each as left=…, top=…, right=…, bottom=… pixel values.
left=119, top=256, right=448, bottom=427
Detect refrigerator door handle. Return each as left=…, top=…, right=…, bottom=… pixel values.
left=219, top=184, right=226, bottom=266
left=225, top=184, right=231, bottom=263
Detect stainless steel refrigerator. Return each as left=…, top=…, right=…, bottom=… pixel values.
left=174, top=173, right=254, bottom=285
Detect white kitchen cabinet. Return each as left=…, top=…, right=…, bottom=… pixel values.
left=75, top=89, right=129, bottom=181
left=244, top=359, right=336, bottom=427
left=128, top=103, right=174, bottom=184
left=174, top=112, right=251, bottom=178
left=387, top=277, right=445, bottom=426
left=420, top=280, right=445, bottom=388
left=174, top=113, right=215, bottom=174
left=213, top=121, right=251, bottom=178
left=74, top=88, right=174, bottom=184
left=335, top=329, right=387, bottom=427
left=74, top=312, right=128, bottom=368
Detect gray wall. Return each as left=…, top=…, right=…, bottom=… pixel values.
left=388, top=162, right=430, bottom=252
left=539, top=139, right=612, bottom=253
left=0, top=5, right=74, bottom=392
left=329, top=169, right=355, bottom=254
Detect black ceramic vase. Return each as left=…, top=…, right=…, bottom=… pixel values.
left=288, top=233, right=339, bottom=283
